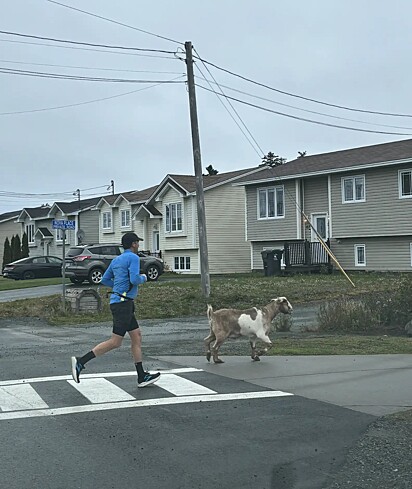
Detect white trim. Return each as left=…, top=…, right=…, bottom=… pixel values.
left=398, top=169, right=412, bottom=199
left=250, top=243, right=254, bottom=270
left=120, top=208, right=131, bottom=228
left=328, top=175, right=333, bottom=238
left=341, top=174, right=366, bottom=204
left=102, top=211, right=113, bottom=232
left=165, top=201, right=183, bottom=234
left=410, top=243, right=412, bottom=267
left=192, top=196, right=196, bottom=248
left=354, top=244, right=366, bottom=267
left=310, top=213, right=328, bottom=242
left=257, top=185, right=285, bottom=220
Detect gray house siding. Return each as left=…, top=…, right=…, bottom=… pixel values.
left=78, top=209, right=99, bottom=244
left=246, top=180, right=297, bottom=241
left=331, top=164, right=412, bottom=237
left=332, top=236, right=412, bottom=272
left=302, top=176, right=329, bottom=240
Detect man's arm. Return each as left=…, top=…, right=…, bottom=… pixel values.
left=129, top=255, right=147, bottom=285
left=101, top=262, right=114, bottom=288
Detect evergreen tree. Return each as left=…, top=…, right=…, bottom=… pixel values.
left=10, top=235, right=16, bottom=262
left=14, top=234, right=22, bottom=261
left=21, top=232, right=29, bottom=258
left=2, top=237, right=12, bottom=269
left=259, top=151, right=287, bottom=167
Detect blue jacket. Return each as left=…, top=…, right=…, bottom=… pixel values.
left=101, top=250, right=147, bottom=304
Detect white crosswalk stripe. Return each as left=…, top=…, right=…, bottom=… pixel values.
left=155, top=374, right=216, bottom=396
left=0, top=384, right=48, bottom=412
left=68, top=378, right=136, bottom=403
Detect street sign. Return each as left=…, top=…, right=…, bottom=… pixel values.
left=52, top=219, right=76, bottom=230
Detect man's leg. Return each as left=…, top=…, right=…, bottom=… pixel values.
left=129, top=328, right=160, bottom=388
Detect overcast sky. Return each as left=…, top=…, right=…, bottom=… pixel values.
left=1, top=0, right=412, bottom=214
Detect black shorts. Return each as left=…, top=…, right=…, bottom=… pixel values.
left=110, top=301, right=139, bottom=337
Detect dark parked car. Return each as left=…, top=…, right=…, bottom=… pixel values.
left=64, top=243, right=164, bottom=285
left=2, top=256, right=63, bottom=280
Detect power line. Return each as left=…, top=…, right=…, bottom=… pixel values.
left=0, top=39, right=176, bottom=59
left=0, top=59, right=184, bottom=75
left=0, top=67, right=186, bottom=84
left=193, top=48, right=264, bottom=158
left=195, top=84, right=412, bottom=136
left=0, top=30, right=176, bottom=54
left=0, top=76, right=185, bottom=115
left=196, top=77, right=412, bottom=131
left=195, top=56, right=412, bottom=118
left=45, top=0, right=182, bottom=45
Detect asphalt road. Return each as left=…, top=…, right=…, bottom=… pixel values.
left=1, top=315, right=411, bottom=489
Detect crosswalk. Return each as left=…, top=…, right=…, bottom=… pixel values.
left=0, top=368, right=293, bottom=421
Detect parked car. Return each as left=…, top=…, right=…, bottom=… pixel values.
left=64, top=243, right=164, bottom=285
left=2, top=256, right=63, bottom=280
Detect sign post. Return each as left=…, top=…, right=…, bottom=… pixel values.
left=52, top=219, right=76, bottom=312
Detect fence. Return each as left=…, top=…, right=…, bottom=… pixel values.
left=283, top=239, right=332, bottom=273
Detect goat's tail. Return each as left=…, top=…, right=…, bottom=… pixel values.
left=206, top=304, right=213, bottom=322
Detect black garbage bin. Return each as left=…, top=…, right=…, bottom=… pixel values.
left=261, top=249, right=283, bottom=276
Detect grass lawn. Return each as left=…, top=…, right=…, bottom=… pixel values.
left=0, top=271, right=411, bottom=355
left=0, top=276, right=69, bottom=291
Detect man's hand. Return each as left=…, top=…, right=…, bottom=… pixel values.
left=141, top=274, right=147, bottom=282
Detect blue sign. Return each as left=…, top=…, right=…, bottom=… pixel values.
left=52, top=219, right=76, bottom=230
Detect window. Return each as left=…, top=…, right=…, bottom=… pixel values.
left=121, top=209, right=131, bottom=228
left=32, top=257, right=47, bottom=264
left=258, top=186, right=284, bottom=219
left=26, top=224, right=35, bottom=244
left=165, top=203, right=183, bottom=232
left=56, top=228, right=65, bottom=242
left=47, top=257, right=62, bottom=264
left=174, top=256, right=190, bottom=271
left=342, top=176, right=365, bottom=203
left=102, top=212, right=112, bottom=230
left=355, top=244, right=366, bottom=266
left=399, top=170, right=412, bottom=198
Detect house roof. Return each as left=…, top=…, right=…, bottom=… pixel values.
left=35, top=227, right=53, bottom=238
left=50, top=196, right=101, bottom=215
left=18, top=205, right=51, bottom=220
left=0, top=209, right=21, bottom=223
left=234, top=138, right=412, bottom=185
left=96, top=186, right=159, bottom=208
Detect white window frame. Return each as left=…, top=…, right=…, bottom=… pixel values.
left=165, top=202, right=183, bottom=233
left=257, top=186, right=285, bottom=220
left=399, top=169, right=412, bottom=199
left=354, top=244, right=366, bottom=267
left=121, top=209, right=131, bottom=228
left=26, top=224, right=35, bottom=245
left=342, top=175, right=365, bottom=203
left=174, top=256, right=191, bottom=271
left=56, top=228, right=65, bottom=242
left=102, top=211, right=112, bottom=231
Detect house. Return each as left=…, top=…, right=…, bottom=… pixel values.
left=132, top=168, right=266, bottom=274
left=95, top=186, right=158, bottom=248
left=0, top=209, right=22, bottom=266
left=15, top=196, right=101, bottom=259
left=233, top=138, right=412, bottom=272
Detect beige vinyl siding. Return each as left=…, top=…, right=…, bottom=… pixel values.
left=162, top=249, right=198, bottom=274
left=331, top=164, right=412, bottom=237
left=302, top=176, right=329, bottom=240
left=0, top=219, right=21, bottom=266
left=251, top=241, right=285, bottom=270
left=331, top=236, right=412, bottom=271
left=78, top=209, right=99, bottom=244
left=204, top=185, right=251, bottom=273
left=246, top=180, right=297, bottom=241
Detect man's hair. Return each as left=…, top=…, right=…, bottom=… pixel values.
left=121, top=232, right=142, bottom=249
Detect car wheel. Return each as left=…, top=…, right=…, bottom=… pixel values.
left=88, top=268, right=104, bottom=285
left=22, top=271, right=35, bottom=280
left=70, top=277, right=84, bottom=284
left=146, top=265, right=160, bottom=281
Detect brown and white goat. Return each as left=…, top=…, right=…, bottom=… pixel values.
left=204, top=297, right=293, bottom=363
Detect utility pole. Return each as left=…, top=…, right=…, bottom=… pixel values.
left=108, top=180, right=115, bottom=195
left=74, top=188, right=81, bottom=245
left=185, top=41, right=210, bottom=298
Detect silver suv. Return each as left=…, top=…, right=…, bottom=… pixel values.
left=64, top=243, right=164, bottom=285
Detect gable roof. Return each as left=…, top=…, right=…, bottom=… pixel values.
left=234, top=138, right=412, bottom=185
left=149, top=167, right=266, bottom=201
left=17, top=205, right=51, bottom=221
left=35, top=227, right=53, bottom=238
left=0, top=209, right=21, bottom=223
left=49, top=196, right=101, bottom=216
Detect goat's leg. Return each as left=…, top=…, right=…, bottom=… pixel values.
left=204, top=332, right=216, bottom=362
left=250, top=338, right=260, bottom=361
left=211, top=335, right=226, bottom=364
left=255, top=331, right=273, bottom=357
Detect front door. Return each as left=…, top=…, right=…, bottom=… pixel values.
left=311, top=213, right=328, bottom=242
left=153, top=231, right=160, bottom=252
